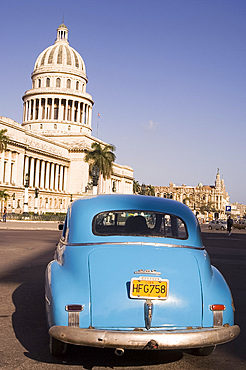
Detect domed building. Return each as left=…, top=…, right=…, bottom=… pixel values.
left=0, top=24, right=133, bottom=215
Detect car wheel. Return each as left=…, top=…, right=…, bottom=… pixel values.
left=221, top=226, right=225, bottom=231
left=208, top=226, right=212, bottom=230
left=49, top=336, right=67, bottom=356
left=190, top=346, right=215, bottom=356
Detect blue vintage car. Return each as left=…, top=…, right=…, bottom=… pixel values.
left=45, top=194, right=240, bottom=356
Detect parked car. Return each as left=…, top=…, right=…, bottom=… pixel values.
left=208, top=220, right=227, bottom=230
left=233, top=219, right=246, bottom=229
left=45, top=195, right=240, bottom=356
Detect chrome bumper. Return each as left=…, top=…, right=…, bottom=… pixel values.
left=49, top=325, right=240, bottom=350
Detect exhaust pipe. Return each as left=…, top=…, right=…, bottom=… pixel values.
left=114, top=348, right=124, bottom=356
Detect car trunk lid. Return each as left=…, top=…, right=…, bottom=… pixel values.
left=88, top=245, right=202, bottom=329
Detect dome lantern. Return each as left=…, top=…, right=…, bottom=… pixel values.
left=56, top=23, right=69, bottom=43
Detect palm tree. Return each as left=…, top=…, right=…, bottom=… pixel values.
left=84, top=143, right=116, bottom=180
left=0, top=189, right=9, bottom=216
left=0, top=129, right=9, bottom=152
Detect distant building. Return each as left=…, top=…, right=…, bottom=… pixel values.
left=230, top=203, right=246, bottom=218
left=154, top=169, right=229, bottom=219
left=0, top=24, right=133, bottom=214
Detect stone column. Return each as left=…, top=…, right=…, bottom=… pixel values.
left=45, top=162, right=50, bottom=189
left=38, top=99, right=42, bottom=120
left=65, top=99, right=68, bottom=121
left=29, top=157, right=35, bottom=188
left=78, top=103, right=80, bottom=123
left=54, top=164, right=59, bottom=190
left=6, top=150, right=12, bottom=184
left=23, top=102, right=26, bottom=123
left=59, top=166, right=64, bottom=191
left=58, top=98, right=62, bottom=121
left=51, top=98, right=55, bottom=120
left=50, top=163, right=55, bottom=190
left=0, top=150, right=5, bottom=183
left=40, top=161, right=45, bottom=189
left=35, top=159, right=40, bottom=188
left=24, top=156, right=29, bottom=183
left=72, top=100, right=75, bottom=122
left=13, top=152, right=18, bottom=185
left=45, top=98, right=48, bottom=119
left=63, top=166, right=67, bottom=192
left=33, top=99, right=36, bottom=120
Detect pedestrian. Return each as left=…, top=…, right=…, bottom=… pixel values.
left=3, top=206, right=7, bottom=222
left=227, top=216, right=233, bottom=236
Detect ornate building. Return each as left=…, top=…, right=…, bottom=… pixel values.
left=0, top=24, right=133, bottom=214
left=154, top=169, right=229, bottom=219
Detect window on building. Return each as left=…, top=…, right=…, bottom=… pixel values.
left=56, top=78, right=61, bottom=87
left=54, top=124, right=57, bottom=129
left=40, top=124, right=43, bottom=129
left=68, top=125, right=71, bottom=131
left=66, top=79, right=71, bottom=89
left=46, top=78, right=50, bottom=87
left=76, top=81, right=79, bottom=90
left=38, top=79, right=41, bottom=88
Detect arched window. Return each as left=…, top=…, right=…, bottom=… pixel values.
left=46, top=78, right=50, bottom=87
left=38, top=79, right=41, bottom=88
left=68, top=125, right=71, bottom=131
left=56, top=78, right=61, bottom=87
left=54, top=124, right=57, bottom=129
left=76, top=81, right=79, bottom=90
left=66, top=79, right=71, bottom=89
left=40, top=124, right=43, bottom=129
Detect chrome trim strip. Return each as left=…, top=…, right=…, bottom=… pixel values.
left=134, top=269, right=161, bottom=275
left=63, top=241, right=204, bottom=250
left=49, top=325, right=240, bottom=350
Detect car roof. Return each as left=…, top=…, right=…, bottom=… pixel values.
left=67, top=194, right=203, bottom=247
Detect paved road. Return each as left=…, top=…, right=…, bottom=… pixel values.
left=0, top=226, right=245, bottom=369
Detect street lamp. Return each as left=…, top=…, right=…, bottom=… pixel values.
left=34, top=188, right=39, bottom=214
left=92, top=165, right=100, bottom=195
left=12, top=193, right=16, bottom=213
left=112, top=181, right=116, bottom=193
left=23, top=173, right=29, bottom=216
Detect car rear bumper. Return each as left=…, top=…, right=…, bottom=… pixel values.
left=49, top=325, right=240, bottom=350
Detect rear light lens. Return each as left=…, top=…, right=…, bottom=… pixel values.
left=210, top=304, right=226, bottom=311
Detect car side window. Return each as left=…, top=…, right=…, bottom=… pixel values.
left=93, top=211, right=188, bottom=240
left=61, top=213, right=69, bottom=242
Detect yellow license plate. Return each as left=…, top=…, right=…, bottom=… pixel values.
left=130, top=277, right=169, bottom=300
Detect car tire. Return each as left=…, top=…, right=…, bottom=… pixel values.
left=49, top=336, right=67, bottom=356
left=208, top=226, right=212, bottom=230
left=221, top=226, right=225, bottom=231
left=190, top=346, right=215, bottom=356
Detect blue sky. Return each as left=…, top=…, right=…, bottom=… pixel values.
left=1, top=0, right=245, bottom=203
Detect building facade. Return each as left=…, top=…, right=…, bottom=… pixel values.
left=0, top=24, right=133, bottom=214
left=154, top=169, right=230, bottom=220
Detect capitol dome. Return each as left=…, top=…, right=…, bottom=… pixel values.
left=33, top=23, right=86, bottom=77
left=22, top=23, right=93, bottom=137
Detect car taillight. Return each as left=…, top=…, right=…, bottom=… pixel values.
left=210, top=304, right=226, bottom=311
left=210, top=304, right=225, bottom=327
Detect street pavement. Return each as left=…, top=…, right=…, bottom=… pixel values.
left=0, top=220, right=61, bottom=230
left=0, top=224, right=245, bottom=369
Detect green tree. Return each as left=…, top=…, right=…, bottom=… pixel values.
left=133, top=179, right=141, bottom=194
left=0, top=189, right=9, bottom=215
left=0, top=129, right=9, bottom=152
left=84, top=143, right=116, bottom=180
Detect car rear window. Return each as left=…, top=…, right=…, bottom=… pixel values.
left=93, top=211, right=188, bottom=239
